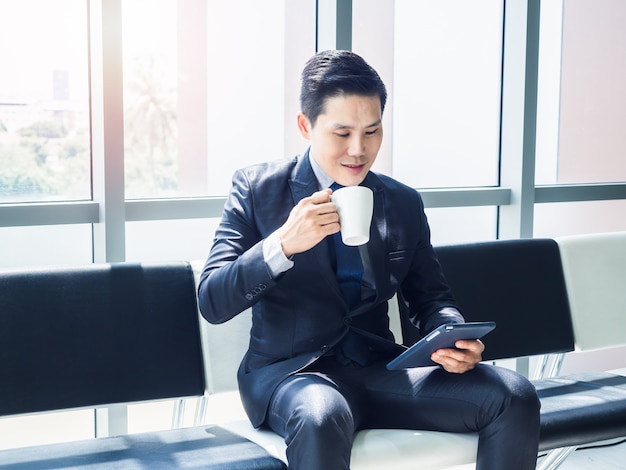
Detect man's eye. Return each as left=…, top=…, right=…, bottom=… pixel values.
left=366, top=129, right=379, bottom=136
left=335, top=133, right=349, bottom=138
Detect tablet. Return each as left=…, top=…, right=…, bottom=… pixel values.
left=386, top=321, right=496, bottom=370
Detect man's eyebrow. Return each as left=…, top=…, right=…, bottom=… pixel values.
left=331, top=119, right=382, bottom=130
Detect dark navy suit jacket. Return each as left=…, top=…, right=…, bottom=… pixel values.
left=198, top=152, right=462, bottom=427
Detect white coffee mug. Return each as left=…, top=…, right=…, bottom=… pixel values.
left=331, top=186, right=374, bottom=246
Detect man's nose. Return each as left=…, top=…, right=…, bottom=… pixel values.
left=347, top=135, right=365, bottom=157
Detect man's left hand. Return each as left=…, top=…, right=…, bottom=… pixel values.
left=431, top=339, right=485, bottom=374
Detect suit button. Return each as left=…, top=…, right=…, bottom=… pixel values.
left=344, top=317, right=352, bottom=325
left=320, top=345, right=329, bottom=353
left=245, top=293, right=254, bottom=300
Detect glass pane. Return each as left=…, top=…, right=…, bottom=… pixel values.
left=125, top=218, right=221, bottom=263
left=426, top=206, right=497, bottom=245
left=0, top=410, right=93, bottom=450
left=122, top=0, right=178, bottom=199
left=536, top=0, right=626, bottom=185
left=128, top=400, right=179, bottom=434
left=0, top=224, right=93, bottom=268
left=0, top=0, right=90, bottom=203
left=122, top=0, right=315, bottom=199
left=390, top=0, right=503, bottom=189
left=351, top=0, right=395, bottom=176
left=533, top=200, right=626, bottom=238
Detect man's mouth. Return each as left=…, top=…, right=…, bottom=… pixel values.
left=342, top=163, right=365, bottom=172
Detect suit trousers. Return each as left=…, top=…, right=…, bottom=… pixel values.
left=266, top=357, right=540, bottom=470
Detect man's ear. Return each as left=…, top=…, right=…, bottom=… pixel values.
left=296, top=112, right=312, bottom=140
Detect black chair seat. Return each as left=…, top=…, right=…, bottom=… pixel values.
left=535, top=371, right=626, bottom=451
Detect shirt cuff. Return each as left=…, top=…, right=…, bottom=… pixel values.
left=263, top=230, right=294, bottom=278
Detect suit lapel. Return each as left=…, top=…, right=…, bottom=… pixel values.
left=355, top=172, right=388, bottom=312
left=288, top=152, right=343, bottom=298
left=288, top=152, right=319, bottom=207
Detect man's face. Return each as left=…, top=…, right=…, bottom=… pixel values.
left=297, top=94, right=383, bottom=187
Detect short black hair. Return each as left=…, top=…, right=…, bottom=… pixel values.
left=300, top=50, right=387, bottom=126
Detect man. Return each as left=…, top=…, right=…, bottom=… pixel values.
left=198, top=50, right=540, bottom=469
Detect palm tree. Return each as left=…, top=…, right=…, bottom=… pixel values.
left=124, top=57, right=177, bottom=197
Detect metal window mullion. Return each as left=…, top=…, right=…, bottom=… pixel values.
left=535, top=183, right=626, bottom=203
left=0, top=202, right=99, bottom=227
left=316, top=0, right=352, bottom=51
left=89, top=0, right=128, bottom=438
left=122, top=188, right=511, bottom=222
left=6, top=182, right=626, bottom=228
left=498, top=0, right=541, bottom=240
left=89, top=0, right=126, bottom=265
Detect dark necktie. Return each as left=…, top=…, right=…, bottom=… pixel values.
left=330, top=183, right=364, bottom=309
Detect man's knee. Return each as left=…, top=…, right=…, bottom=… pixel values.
left=486, top=365, right=540, bottom=423
left=287, top=392, right=355, bottom=437
left=281, top=389, right=354, bottom=469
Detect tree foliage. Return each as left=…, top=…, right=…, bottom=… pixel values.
left=1, top=56, right=178, bottom=203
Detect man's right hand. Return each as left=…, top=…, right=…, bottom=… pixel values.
left=278, top=189, right=340, bottom=257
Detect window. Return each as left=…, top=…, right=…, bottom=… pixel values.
left=426, top=207, right=497, bottom=244
left=125, top=218, right=219, bottom=262
left=1, top=0, right=624, bottom=451
left=534, top=0, right=626, bottom=237
left=0, top=0, right=90, bottom=203
left=122, top=0, right=316, bottom=199
left=536, top=0, right=626, bottom=186
left=352, top=0, right=504, bottom=244
left=534, top=200, right=626, bottom=238
left=390, top=0, right=504, bottom=189
left=0, top=410, right=93, bottom=450
left=0, top=224, right=92, bottom=268
left=122, top=0, right=179, bottom=198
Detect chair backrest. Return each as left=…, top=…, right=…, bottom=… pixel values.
left=0, top=261, right=205, bottom=417
left=401, top=238, right=575, bottom=361
left=556, top=231, right=626, bottom=351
